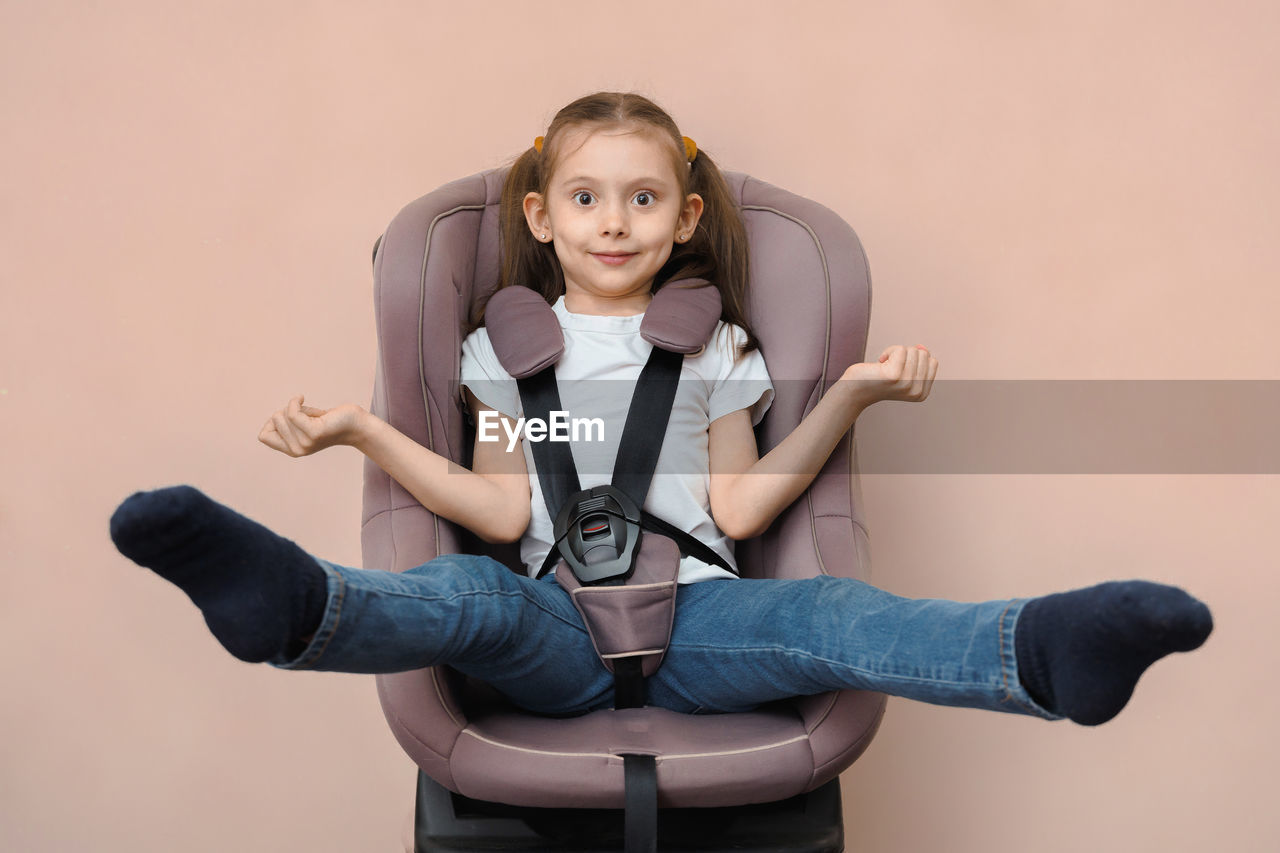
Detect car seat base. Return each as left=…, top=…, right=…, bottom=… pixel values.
left=413, top=770, right=845, bottom=852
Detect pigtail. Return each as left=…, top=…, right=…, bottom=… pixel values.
left=498, top=147, right=564, bottom=303
left=465, top=147, right=563, bottom=336
left=657, top=147, right=760, bottom=359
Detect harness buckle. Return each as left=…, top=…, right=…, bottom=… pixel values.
left=552, top=484, right=642, bottom=585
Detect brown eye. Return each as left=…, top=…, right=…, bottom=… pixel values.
left=634, top=192, right=654, bottom=206
left=573, top=192, right=594, bottom=206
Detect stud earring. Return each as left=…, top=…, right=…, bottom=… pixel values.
left=541, top=234, right=547, bottom=240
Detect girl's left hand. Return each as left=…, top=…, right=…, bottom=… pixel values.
left=840, top=345, right=938, bottom=405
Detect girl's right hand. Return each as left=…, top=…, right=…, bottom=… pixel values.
left=258, top=395, right=368, bottom=457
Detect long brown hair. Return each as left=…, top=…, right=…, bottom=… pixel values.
left=472, top=91, right=758, bottom=358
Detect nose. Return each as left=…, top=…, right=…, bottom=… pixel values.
left=598, top=198, right=629, bottom=237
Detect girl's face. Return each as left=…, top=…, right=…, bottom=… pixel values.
left=524, top=125, right=704, bottom=315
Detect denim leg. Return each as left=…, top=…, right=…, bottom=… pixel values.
left=267, top=554, right=615, bottom=716
left=648, top=576, right=1063, bottom=720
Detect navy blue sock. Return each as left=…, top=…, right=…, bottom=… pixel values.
left=109, top=485, right=328, bottom=663
left=1014, top=580, right=1213, bottom=725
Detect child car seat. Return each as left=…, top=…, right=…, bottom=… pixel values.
left=362, top=166, right=883, bottom=852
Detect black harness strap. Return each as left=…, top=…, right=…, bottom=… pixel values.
left=519, top=343, right=681, bottom=524
left=640, top=510, right=737, bottom=574
left=610, top=346, right=683, bottom=507
left=613, top=656, right=647, bottom=709
left=622, top=754, right=658, bottom=853
left=517, top=365, right=581, bottom=527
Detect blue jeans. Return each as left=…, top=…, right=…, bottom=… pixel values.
left=270, top=554, right=1061, bottom=720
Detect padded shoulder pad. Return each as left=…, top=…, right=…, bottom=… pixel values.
left=641, top=279, right=722, bottom=353
left=484, top=279, right=722, bottom=376
left=484, top=286, right=564, bottom=379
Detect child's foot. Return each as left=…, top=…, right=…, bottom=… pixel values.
left=109, top=485, right=328, bottom=663
left=1013, top=580, right=1212, bottom=725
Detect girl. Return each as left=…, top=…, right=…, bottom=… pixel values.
left=109, top=92, right=1211, bottom=725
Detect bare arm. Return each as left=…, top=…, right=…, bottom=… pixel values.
left=709, top=344, right=937, bottom=540
left=708, top=384, right=872, bottom=540
left=258, top=391, right=531, bottom=544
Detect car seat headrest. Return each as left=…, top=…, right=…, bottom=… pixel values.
left=484, top=279, right=722, bottom=379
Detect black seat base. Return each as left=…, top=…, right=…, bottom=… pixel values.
left=413, top=770, right=845, bottom=852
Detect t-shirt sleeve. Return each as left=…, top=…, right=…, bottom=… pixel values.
left=459, top=328, right=521, bottom=424
left=708, top=324, right=774, bottom=426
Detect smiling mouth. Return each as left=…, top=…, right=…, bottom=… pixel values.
left=592, top=253, right=637, bottom=265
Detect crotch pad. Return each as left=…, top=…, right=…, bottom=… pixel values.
left=554, top=532, right=682, bottom=678
left=484, top=279, right=722, bottom=377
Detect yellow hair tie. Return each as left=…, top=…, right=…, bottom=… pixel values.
left=682, top=136, right=697, bottom=163
left=533, top=134, right=697, bottom=164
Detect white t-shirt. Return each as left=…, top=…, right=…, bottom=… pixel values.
left=459, top=294, right=774, bottom=583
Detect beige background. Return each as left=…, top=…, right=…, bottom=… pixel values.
left=2, top=1, right=1275, bottom=850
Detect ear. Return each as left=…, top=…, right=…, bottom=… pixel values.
left=523, top=191, right=551, bottom=241
left=677, top=193, right=704, bottom=241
